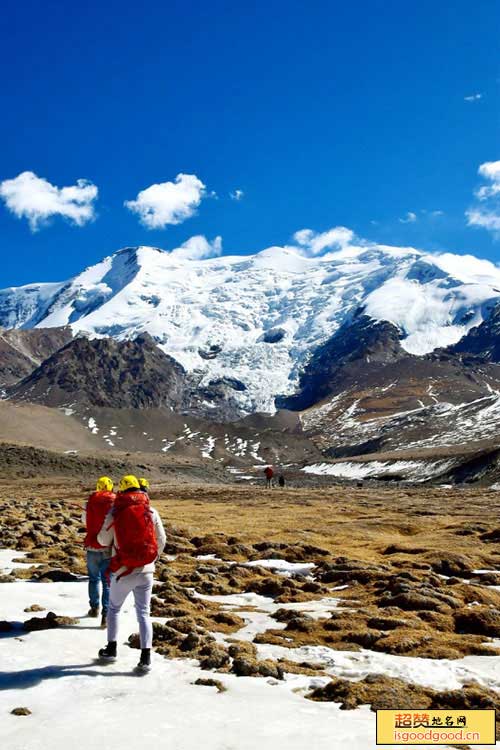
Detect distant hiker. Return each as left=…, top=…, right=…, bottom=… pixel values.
left=264, top=466, right=274, bottom=488
left=278, top=474, right=285, bottom=488
left=97, top=474, right=166, bottom=673
left=82, top=476, right=116, bottom=628
left=138, top=477, right=150, bottom=495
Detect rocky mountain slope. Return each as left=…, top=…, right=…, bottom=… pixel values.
left=8, top=334, right=188, bottom=410
left=292, top=309, right=500, bottom=456
left=7, top=333, right=262, bottom=422
left=0, top=327, right=72, bottom=388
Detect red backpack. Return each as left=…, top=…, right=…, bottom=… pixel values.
left=84, top=491, right=116, bottom=549
left=109, top=492, right=158, bottom=579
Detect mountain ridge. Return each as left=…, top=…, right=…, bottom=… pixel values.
left=2, top=243, right=500, bottom=415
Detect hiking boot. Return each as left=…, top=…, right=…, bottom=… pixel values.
left=98, top=641, right=117, bottom=661
left=135, top=648, right=151, bottom=674
left=88, top=607, right=99, bottom=618
left=100, top=612, right=107, bottom=629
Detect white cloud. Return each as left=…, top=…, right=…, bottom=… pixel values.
left=230, top=189, right=244, bottom=201
left=466, top=208, right=500, bottom=232
left=475, top=161, right=500, bottom=199
left=125, top=173, right=206, bottom=229
left=466, top=160, right=500, bottom=235
left=464, top=93, right=482, bottom=102
left=279, top=225, right=421, bottom=261
left=399, top=211, right=417, bottom=224
left=0, top=171, right=98, bottom=231
left=293, top=226, right=355, bottom=255
left=169, top=234, right=222, bottom=261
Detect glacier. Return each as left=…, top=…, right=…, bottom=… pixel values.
left=1, top=241, right=500, bottom=413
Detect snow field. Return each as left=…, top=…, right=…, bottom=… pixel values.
left=1, top=552, right=498, bottom=748
left=302, top=459, right=456, bottom=482
left=0, top=551, right=376, bottom=750
left=3, top=243, right=500, bottom=414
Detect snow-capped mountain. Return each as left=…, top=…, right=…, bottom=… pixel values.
left=2, top=243, right=500, bottom=413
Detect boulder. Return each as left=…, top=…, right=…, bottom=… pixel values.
left=454, top=608, right=500, bottom=637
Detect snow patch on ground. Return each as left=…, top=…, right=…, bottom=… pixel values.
left=0, top=549, right=42, bottom=574
left=302, top=459, right=455, bottom=482
left=198, top=585, right=500, bottom=699
left=243, top=559, right=316, bottom=577
left=201, top=435, right=216, bottom=459
left=259, top=642, right=500, bottom=694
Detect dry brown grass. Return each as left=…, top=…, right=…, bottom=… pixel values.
left=2, top=478, right=500, bottom=568
left=2, top=478, right=500, bottom=721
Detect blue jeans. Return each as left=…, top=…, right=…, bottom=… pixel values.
left=86, top=550, right=111, bottom=612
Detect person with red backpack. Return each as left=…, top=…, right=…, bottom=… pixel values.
left=82, top=476, right=116, bottom=628
left=138, top=477, right=150, bottom=495
left=96, top=474, right=166, bottom=673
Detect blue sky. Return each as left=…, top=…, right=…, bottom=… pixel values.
left=1, top=0, right=499, bottom=285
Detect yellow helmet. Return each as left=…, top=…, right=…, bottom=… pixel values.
left=138, top=477, right=150, bottom=490
left=96, top=476, right=113, bottom=492
left=119, top=474, right=140, bottom=492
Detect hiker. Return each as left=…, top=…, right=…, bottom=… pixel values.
left=82, top=476, right=116, bottom=628
left=97, top=474, right=166, bottom=673
left=138, top=477, right=150, bottom=495
left=278, top=474, right=285, bottom=488
left=264, top=465, right=274, bottom=488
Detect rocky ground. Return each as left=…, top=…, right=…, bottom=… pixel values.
left=0, top=480, right=499, bottom=742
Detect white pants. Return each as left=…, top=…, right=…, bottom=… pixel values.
left=107, top=571, right=153, bottom=649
